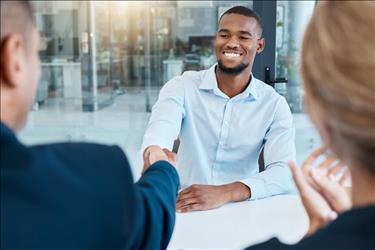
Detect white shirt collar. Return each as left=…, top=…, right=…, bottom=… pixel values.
left=199, top=64, right=258, bottom=100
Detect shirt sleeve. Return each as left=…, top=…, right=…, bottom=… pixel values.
left=141, top=76, right=186, bottom=153
left=240, top=96, right=296, bottom=200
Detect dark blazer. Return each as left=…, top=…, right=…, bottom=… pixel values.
left=0, top=122, right=180, bottom=250
left=245, top=206, right=375, bottom=250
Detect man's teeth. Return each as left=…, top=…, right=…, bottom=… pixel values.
left=224, top=52, right=240, bottom=57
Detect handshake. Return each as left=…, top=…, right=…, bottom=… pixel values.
left=142, top=145, right=177, bottom=173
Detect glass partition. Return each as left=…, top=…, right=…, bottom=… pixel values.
left=275, top=0, right=315, bottom=113
left=275, top=1, right=319, bottom=163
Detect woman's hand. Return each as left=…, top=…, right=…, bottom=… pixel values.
left=290, top=147, right=352, bottom=237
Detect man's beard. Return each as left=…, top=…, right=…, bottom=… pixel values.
left=217, top=60, right=249, bottom=75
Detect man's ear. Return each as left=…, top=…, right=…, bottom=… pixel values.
left=256, top=38, right=265, bottom=54
left=0, top=34, right=26, bottom=88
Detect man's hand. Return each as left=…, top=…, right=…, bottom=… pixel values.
left=142, top=146, right=177, bottom=173
left=176, top=182, right=250, bottom=213
left=290, top=147, right=352, bottom=237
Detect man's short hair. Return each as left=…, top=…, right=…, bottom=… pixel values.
left=0, top=1, right=34, bottom=42
left=219, top=6, right=263, bottom=36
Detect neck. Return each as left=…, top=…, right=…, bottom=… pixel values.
left=0, top=92, right=22, bottom=132
left=351, top=164, right=375, bottom=208
left=215, top=66, right=252, bottom=98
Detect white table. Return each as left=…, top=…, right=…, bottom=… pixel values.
left=168, top=195, right=309, bottom=249
left=124, top=152, right=310, bottom=249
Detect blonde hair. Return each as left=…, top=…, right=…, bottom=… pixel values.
left=301, top=1, right=375, bottom=172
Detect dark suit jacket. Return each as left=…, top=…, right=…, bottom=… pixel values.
left=0, top=122, right=180, bottom=250
left=245, top=206, right=375, bottom=250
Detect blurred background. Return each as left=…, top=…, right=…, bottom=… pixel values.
left=20, top=0, right=318, bottom=177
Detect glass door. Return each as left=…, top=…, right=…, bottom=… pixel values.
left=93, top=1, right=114, bottom=109
left=33, top=1, right=81, bottom=110
left=274, top=1, right=320, bottom=163
left=79, top=1, right=114, bottom=111
left=275, top=0, right=315, bottom=113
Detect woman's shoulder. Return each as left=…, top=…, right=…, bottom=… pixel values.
left=245, top=206, right=375, bottom=250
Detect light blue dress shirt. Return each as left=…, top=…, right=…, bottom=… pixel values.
left=142, top=64, right=296, bottom=200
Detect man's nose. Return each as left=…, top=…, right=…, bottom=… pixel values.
left=226, top=37, right=240, bottom=48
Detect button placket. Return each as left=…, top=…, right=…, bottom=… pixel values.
left=212, top=100, right=233, bottom=182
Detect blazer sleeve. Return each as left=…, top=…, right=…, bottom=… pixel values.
left=118, top=150, right=179, bottom=250
left=133, top=161, right=179, bottom=250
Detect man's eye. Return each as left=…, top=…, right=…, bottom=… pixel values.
left=220, top=34, right=229, bottom=38
left=240, top=36, right=250, bottom=40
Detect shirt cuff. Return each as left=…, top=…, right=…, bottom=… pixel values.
left=141, top=137, right=173, bottom=154
left=239, top=177, right=267, bottom=201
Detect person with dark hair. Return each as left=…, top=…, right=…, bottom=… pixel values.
left=246, top=1, right=375, bottom=249
left=0, top=1, right=179, bottom=249
left=142, top=6, right=296, bottom=212
left=219, top=6, right=263, bottom=36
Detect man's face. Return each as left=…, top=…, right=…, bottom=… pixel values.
left=25, top=28, right=41, bottom=102
left=215, top=14, right=264, bottom=74
left=17, top=27, right=41, bottom=129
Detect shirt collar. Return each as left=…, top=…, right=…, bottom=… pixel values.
left=199, top=64, right=218, bottom=90
left=199, top=63, right=258, bottom=100
left=241, top=73, right=258, bottom=100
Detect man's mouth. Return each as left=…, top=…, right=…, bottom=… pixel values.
left=222, top=51, right=243, bottom=58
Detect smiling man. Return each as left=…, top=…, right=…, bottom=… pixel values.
left=142, top=6, right=296, bottom=212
